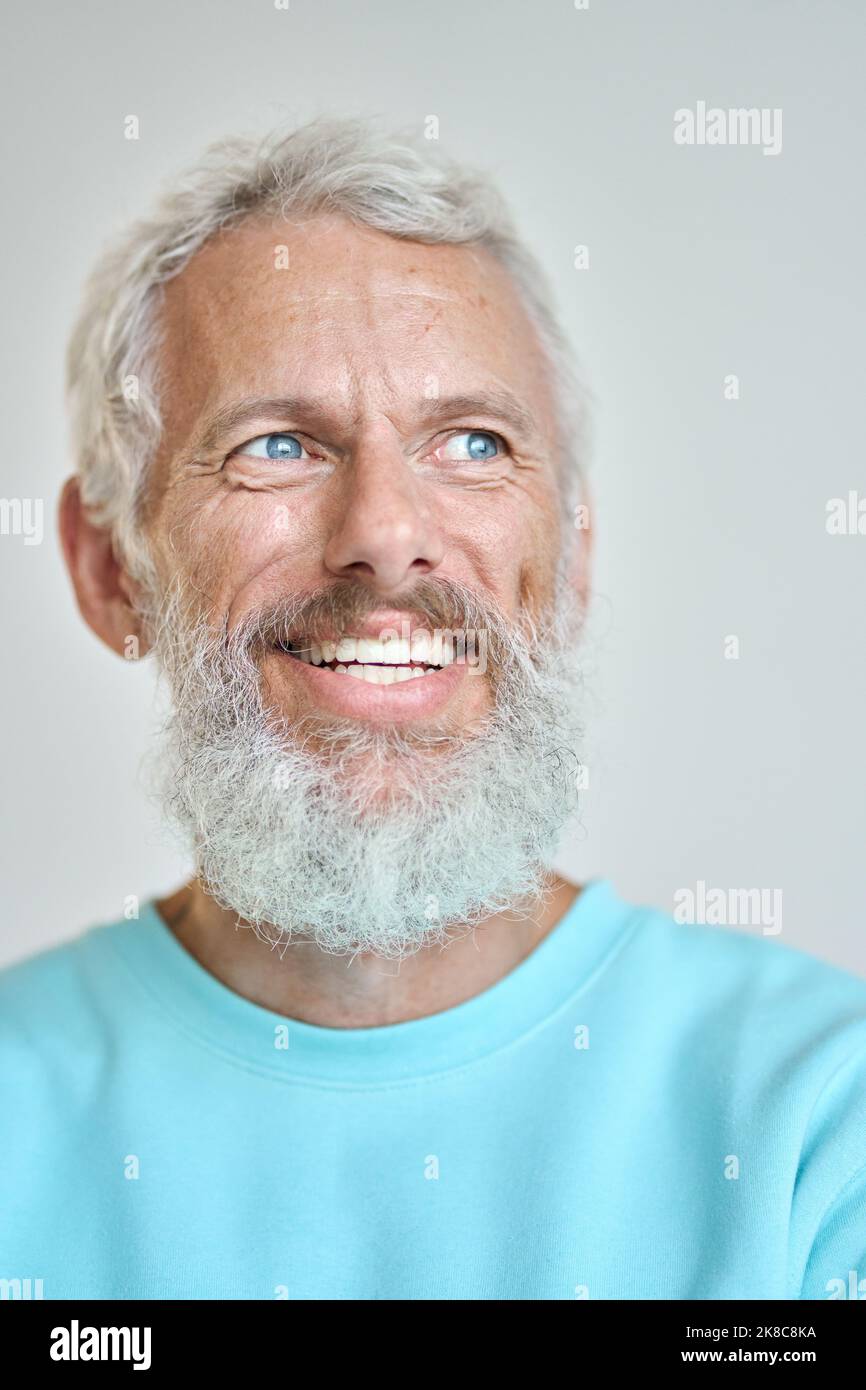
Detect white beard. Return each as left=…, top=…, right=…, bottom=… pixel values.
left=143, top=573, right=584, bottom=960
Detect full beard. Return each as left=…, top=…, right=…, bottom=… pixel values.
left=142, top=572, right=584, bottom=960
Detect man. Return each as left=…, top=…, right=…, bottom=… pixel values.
left=1, top=118, right=864, bottom=1302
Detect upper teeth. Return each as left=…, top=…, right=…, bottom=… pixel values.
left=298, top=635, right=453, bottom=666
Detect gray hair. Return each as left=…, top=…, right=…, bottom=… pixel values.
left=66, top=116, right=590, bottom=588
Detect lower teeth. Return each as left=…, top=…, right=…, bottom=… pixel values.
left=332, top=663, right=434, bottom=683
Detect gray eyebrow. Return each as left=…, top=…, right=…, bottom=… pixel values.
left=192, top=397, right=336, bottom=455
left=188, top=387, right=538, bottom=456
left=418, top=391, right=537, bottom=438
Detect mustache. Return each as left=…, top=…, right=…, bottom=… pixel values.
left=231, top=576, right=510, bottom=659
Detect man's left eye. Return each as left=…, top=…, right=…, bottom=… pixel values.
left=232, top=433, right=309, bottom=461
left=439, top=430, right=503, bottom=462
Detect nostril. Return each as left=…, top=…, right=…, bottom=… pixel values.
left=341, top=561, right=376, bottom=578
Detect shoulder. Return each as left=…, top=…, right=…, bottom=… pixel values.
left=622, top=888, right=866, bottom=1026
left=0, top=912, right=128, bottom=1002
left=0, top=912, right=134, bottom=1081
left=602, top=883, right=866, bottom=1118
left=609, top=886, right=866, bottom=1290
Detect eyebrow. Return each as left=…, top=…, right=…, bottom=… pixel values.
left=187, top=388, right=538, bottom=456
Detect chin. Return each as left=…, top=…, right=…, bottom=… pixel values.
left=285, top=722, right=472, bottom=808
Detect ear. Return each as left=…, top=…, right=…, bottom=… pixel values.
left=58, top=476, right=153, bottom=659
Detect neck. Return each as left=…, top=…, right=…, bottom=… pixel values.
left=155, top=874, right=582, bottom=1028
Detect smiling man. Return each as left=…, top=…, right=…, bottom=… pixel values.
left=1, top=119, right=865, bottom=1303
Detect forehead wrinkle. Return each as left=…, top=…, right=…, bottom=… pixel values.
left=157, top=220, right=552, bottom=460
left=279, top=289, right=460, bottom=303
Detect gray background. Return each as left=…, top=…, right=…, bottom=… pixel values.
left=1, top=0, right=863, bottom=972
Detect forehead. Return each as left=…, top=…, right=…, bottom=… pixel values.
left=154, top=213, right=556, bottom=440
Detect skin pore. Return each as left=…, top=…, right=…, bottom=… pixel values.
left=60, top=212, right=589, bottom=1028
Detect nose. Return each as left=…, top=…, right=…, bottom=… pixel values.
left=323, top=431, right=445, bottom=594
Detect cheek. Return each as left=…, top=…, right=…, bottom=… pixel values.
left=154, top=490, right=310, bottom=610
left=435, top=490, right=559, bottom=613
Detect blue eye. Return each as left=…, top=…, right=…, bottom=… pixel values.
left=235, top=433, right=307, bottom=460
left=441, top=430, right=502, bottom=462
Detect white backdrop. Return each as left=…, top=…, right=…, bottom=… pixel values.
left=1, top=0, right=863, bottom=973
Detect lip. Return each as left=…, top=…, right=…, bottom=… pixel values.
left=268, top=646, right=470, bottom=723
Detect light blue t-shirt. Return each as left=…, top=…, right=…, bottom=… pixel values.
left=1, top=880, right=865, bottom=1301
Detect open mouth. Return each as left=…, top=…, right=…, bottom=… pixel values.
left=273, top=634, right=453, bottom=685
